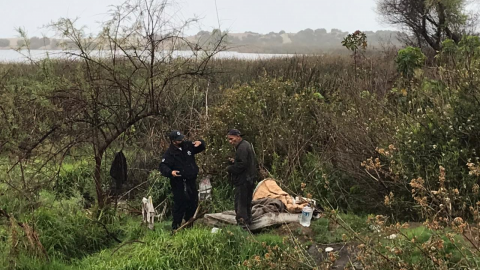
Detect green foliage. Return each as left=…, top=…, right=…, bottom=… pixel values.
left=41, top=226, right=301, bottom=270
left=364, top=224, right=474, bottom=268
left=395, top=46, right=426, bottom=78
left=10, top=256, right=75, bottom=270
left=375, top=37, right=480, bottom=219
left=341, top=30, right=367, bottom=53
left=312, top=214, right=369, bottom=244
left=342, top=30, right=368, bottom=75
left=6, top=30, right=480, bottom=269
left=210, top=183, right=235, bottom=213
left=0, top=190, right=132, bottom=267
left=207, top=77, right=324, bottom=175
left=379, top=0, right=471, bottom=51
left=101, top=228, right=280, bottom=269
left=394, top=226, right=466, bottom=265
left=31, top=192, right=122, bottom=261
left=54, top=160, right=95, bottom=205
left=145, top=171, right=172, bottom=207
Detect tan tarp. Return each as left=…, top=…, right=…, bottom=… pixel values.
left=253, top=178, right=307, bottom=212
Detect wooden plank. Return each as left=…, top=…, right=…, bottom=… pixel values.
left=204, top=212, right=300, bottom=230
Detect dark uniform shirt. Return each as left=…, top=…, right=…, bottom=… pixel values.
left=159, top=140, right=206, bottom=180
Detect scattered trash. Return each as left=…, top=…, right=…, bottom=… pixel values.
left=369, top=224, right=381, bottom=233
left=199, top=175, right=212, bottom=201
left=211, top=227, right=221, bottom=234
left=142, top=196, right=155, bottom=230
left=325, top=247, right=334, bottom=252
left=299, top=204, right=313, bottom=227
left=387, top=234, right=397, bottom=239
left=294, top=196, right=316, bottom=206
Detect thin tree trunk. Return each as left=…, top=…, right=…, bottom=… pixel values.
left=94, top=152, right=105, bottom=208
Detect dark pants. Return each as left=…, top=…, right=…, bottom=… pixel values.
left=234, top=181, right=254, bottom=227
left=171, top=178, right=198, bottom=230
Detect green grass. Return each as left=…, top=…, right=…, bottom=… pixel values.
left=1, top=188, right=296, bottom=270
left=6, top=206, right=480, bottom=270
left=393, top=226, right=474, bottom=265
left=78, top=226, right=280, bottom=270
left=310, top=213, right=480, bottom=267
left=311, top=213, right=369, bottom=244
left=11, top=224, right=295, bottom=270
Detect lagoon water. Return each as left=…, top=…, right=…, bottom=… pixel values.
left=0, top=50, right=293, bottom=62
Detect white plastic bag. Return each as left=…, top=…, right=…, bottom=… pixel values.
left=142, top=196, right=155, bottom=230
left=199, top=175, right=212, bottom=201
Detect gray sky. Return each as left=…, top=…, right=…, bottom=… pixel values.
left=0, top=0, right=394, bottom=38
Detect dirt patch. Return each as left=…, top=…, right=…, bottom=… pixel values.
left=197, top=219, right=362, bottom=268
left=308, top=243, right=361, bottom=269
left=276, top=222, right=315, bottom=241
left=274, top=223, right=361, bottom=269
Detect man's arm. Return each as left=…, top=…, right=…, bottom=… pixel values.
left=227, top=144, right=248, bottom=175
left=192, top=139, right=206, bottom=154
left=159, top=154, right=173, bottom=177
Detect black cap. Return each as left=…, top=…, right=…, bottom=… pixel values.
left=168, top=130, right=185, bottom=141
left=227, top=129, right=242, bottom=136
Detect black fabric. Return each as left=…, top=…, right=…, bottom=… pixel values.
left=171, top=178, right=198, bottom=230
left=159, top=140, right=206, bottom=179
left=227, top=140, right=258, bottom=186
left=234, top=181, right=254, bottom=227
left=109, top=151, right=127, bottom=195
left=159, top=139, right=205, bottom=230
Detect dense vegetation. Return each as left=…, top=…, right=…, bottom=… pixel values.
left=2, top=0, right=480, bottom=269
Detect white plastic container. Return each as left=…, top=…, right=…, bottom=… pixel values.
left=300, top=204, right=313, bottom=227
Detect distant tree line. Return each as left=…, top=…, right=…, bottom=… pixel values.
left=16, top=37, right=53, bottom=49
left=195, top=28, right=403, bottom=53
left=0, top=39, right=9, bottom=47
left=0, top=37, right=66, bottom=49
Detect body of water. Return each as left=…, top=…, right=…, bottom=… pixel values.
left=0, top=49, right=293, bottom=62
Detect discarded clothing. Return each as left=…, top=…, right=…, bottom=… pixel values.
left=253, top=178, right=308, bottom=212
left=110, top=151, right=127, bottom=195
left=203, top=179, right=311, bottom=230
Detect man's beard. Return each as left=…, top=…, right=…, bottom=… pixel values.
left=174, top=141, right=184, bottom=147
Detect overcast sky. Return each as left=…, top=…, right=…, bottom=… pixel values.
left=0, top=0, right=396, bottom=38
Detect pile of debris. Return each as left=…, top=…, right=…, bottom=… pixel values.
left=204, top=178, right=320, bottom=230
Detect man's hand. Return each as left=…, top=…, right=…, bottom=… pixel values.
left=228, top=157, right=235, bottom=163
left=192, top=141, right=202, bottom=147
left=172, top=170, right=181, bottom=177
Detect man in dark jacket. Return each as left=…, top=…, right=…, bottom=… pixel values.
left=226, top=129, right=258, bottom=228
left=159, top=130, right=205, bottom=231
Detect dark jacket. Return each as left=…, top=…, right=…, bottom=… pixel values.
left=159, top=140, right=206, bottom=181
left=110, top=151, right=127, bottom=195
left=227, top=140, right=258, bottom=186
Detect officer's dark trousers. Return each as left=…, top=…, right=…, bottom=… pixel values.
left=171, top=178, right=198, bottom=230
left=234, top=181, right=254, bottom=227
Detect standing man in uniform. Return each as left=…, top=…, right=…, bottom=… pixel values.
left=159, top=130, right=205, bottom=231
left=226, top=129, right=258, bottom=229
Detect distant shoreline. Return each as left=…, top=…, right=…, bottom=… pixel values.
left=0, top=29, right=402, bottom=54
